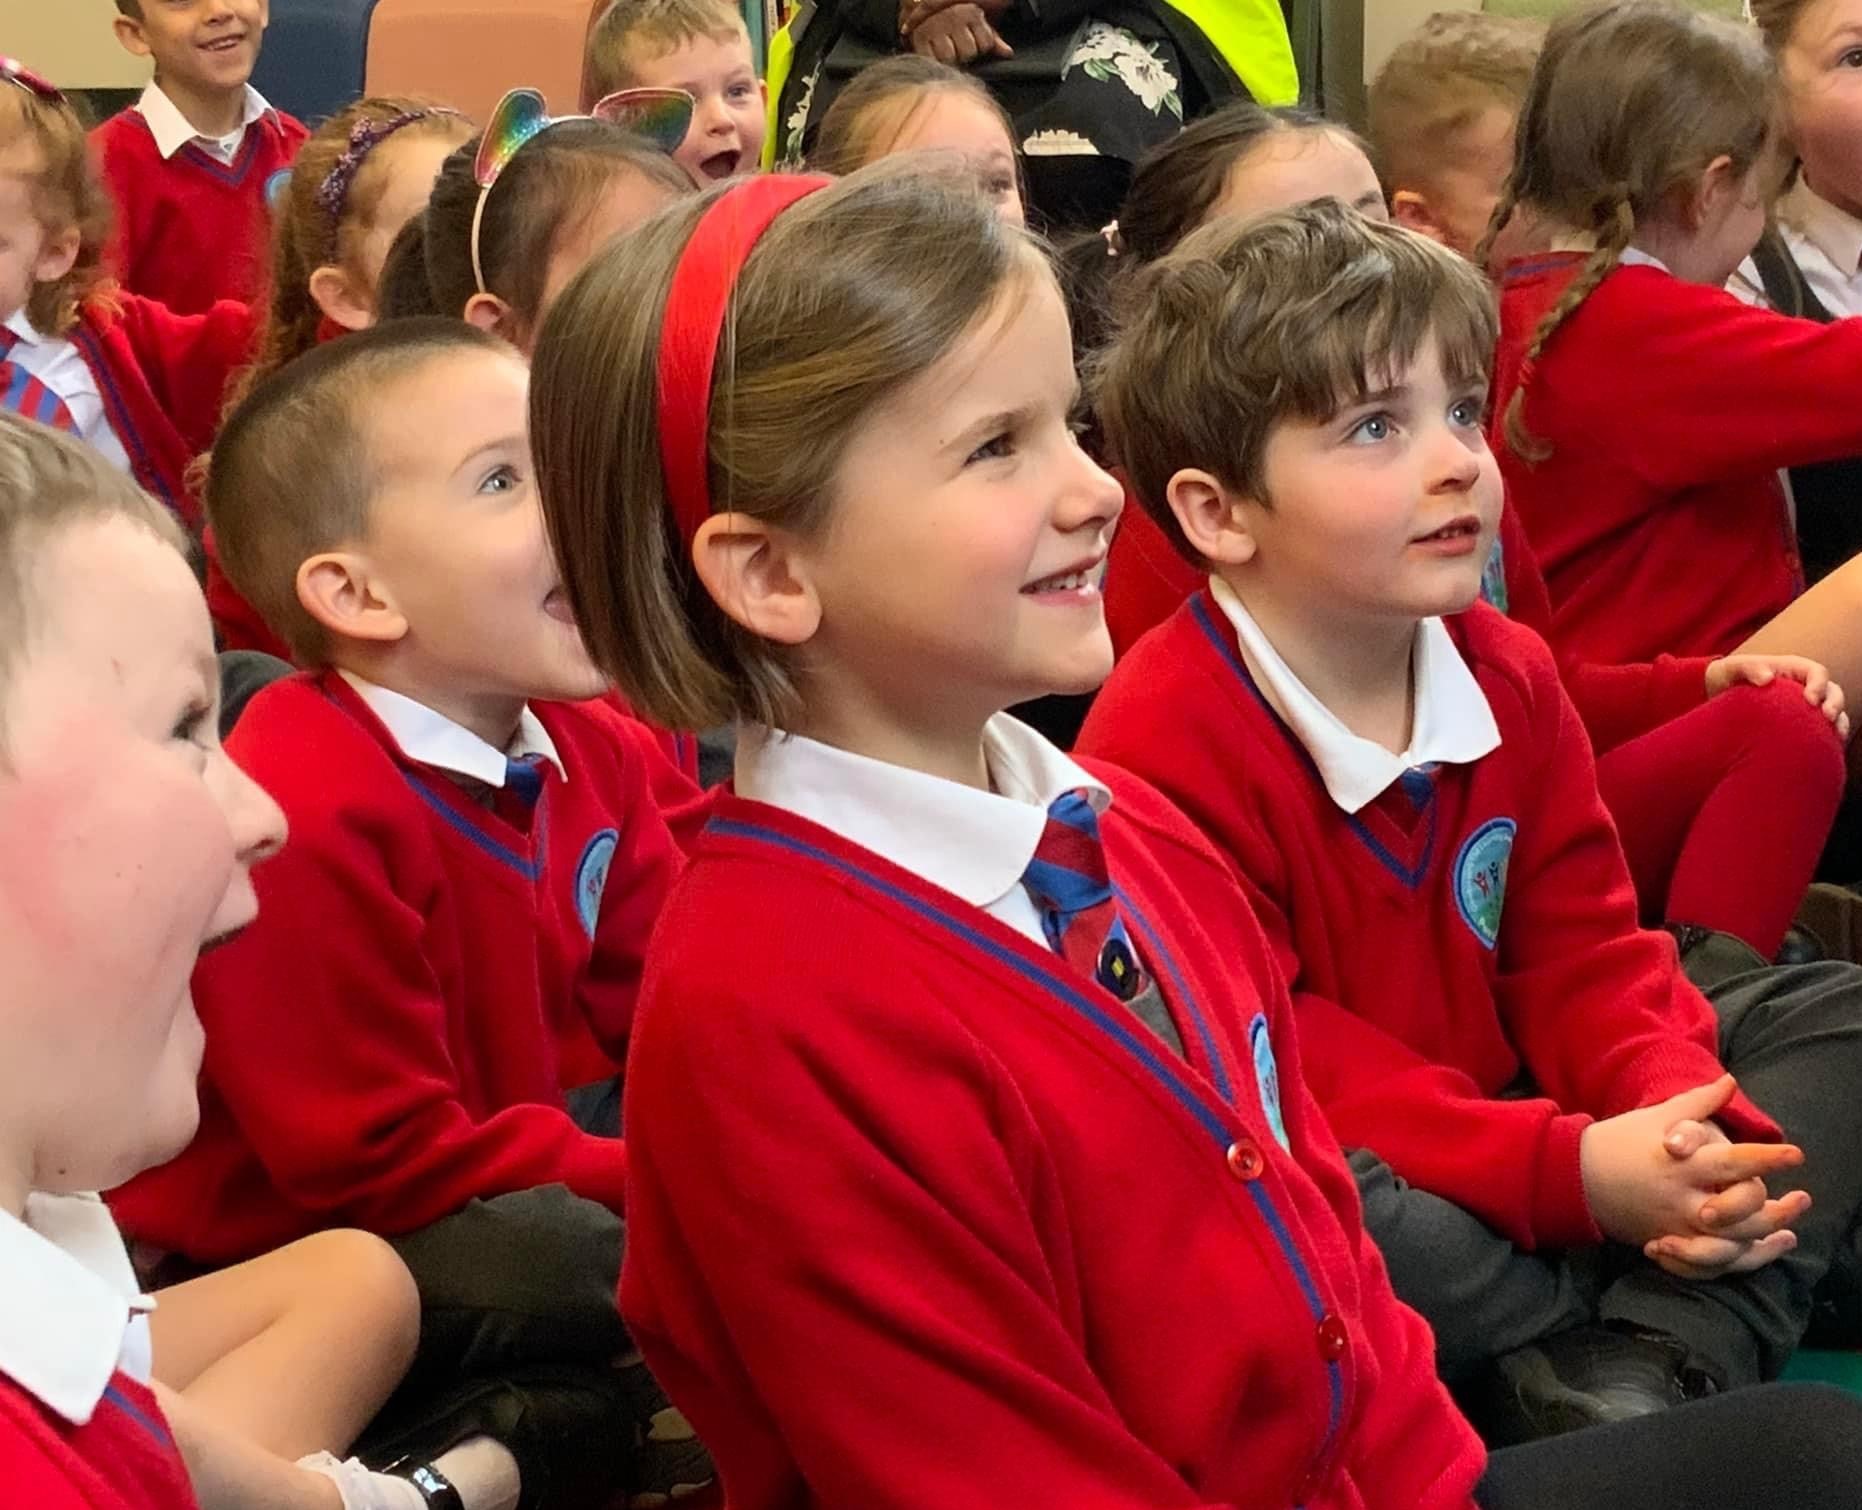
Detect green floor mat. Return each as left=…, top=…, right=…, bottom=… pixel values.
left=1783, top=1350, right=1862, bottom=1393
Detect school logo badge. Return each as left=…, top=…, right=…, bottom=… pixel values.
left=1479, top=537, right=1508, bottom=614
left=264, top=168, right=294, bottom=213
left=1249, top=1012, right=1291, bottom=1153
left=574, top=829, right=619, bottom=938
left=1453, top=817, right=1516, bottom=950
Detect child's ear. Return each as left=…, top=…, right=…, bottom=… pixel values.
left=463, top=291, right=519, bottom=341
left=32, top=225, right=80, bottom=287
left=691, top=512, right=821, bottom=648
left=1166, top=468, right=1258, bottom=567
left=1390, top=189, right=1449, bottom=246
left=308, top=265, right=375, bottom=333
left=1687, top=153, right=1741, bottom=231
left=297, top=551, right=409, bottom=646
left=112, top=14, right=153, bottom=60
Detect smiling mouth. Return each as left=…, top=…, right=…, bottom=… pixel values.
left=201, top=34, right=246, bottom=53
left=1413, top=518, right=1481, bottom=544
left=1021, top=561, right=1106, bottom=595
left=698, top=149, right=741, bottom=180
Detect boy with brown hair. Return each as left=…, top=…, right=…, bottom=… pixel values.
left=91, top=0, right=308, bottom=312
left=1079, top=199, right=1862, bottom=1441
left=1368, top=10, right=1543, bottom=263
left=582, top=0, right=767, bottom=183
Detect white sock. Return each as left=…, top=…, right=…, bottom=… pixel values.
left=432, top=1435, right=523, bottom=1510
left=297, top=1452, right=427, bottom=1510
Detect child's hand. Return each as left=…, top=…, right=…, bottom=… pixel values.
left=1705, top=653, right=1850, bottom=740
left=1579, top=1075, right=1806, bottom=1255
left=1640, top=1113, right=1812, bottom=1279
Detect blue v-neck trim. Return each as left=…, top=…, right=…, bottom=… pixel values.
left=1189, top=595, right=1437, bottom=890
left=706, top=813, right=1346, bottom=1457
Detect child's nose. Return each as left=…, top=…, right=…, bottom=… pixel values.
left=223, top=758, right=287, bottom=867
left=1056, top=444, right=1125, bottom=531
left=1428, top=425, right=1485, bottom=491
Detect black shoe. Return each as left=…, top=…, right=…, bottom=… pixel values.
left=1470, top=1325, right=1714, bottom=1447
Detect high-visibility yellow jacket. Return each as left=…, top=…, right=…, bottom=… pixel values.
left=762, top=0, right=1298, bottom=167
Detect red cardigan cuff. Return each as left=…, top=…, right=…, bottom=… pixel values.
left=1529, top=1112, right=1604, bottom=1249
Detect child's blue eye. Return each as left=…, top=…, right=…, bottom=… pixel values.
left=479, top=464, right=521, bottom=494
left=1346, top=414, right=1392, bottom=444
left=1449, top=398, right=1483, bottom=428
left=728, top=82, right=756, bottom=101
left=966, top=432, right=1015, bottom=465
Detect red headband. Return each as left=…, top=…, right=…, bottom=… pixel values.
left=656, top=174, right=833, bottom=546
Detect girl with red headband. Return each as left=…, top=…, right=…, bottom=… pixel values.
left=529, top=164, right=1862, bottom=1509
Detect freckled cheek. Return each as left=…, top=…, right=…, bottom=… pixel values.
left=0, top=754, right=236, bottom=1020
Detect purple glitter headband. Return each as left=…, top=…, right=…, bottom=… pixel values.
left=313, top=107, right=464, bottom=254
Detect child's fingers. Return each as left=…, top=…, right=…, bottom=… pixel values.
left=1695, top=1174, right=1767, bottom=1228
left=1698, top=1190, right=1810, bottom=1242
left=1663, top=1118, right=1714, bottom=1159
left=1647, top=1229, right=1797, bottom=1281
left=1683, top=1140, right=1805, bottom=1186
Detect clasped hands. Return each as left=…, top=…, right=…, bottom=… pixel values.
left=1581, top=1074, right=1810, bottom=1281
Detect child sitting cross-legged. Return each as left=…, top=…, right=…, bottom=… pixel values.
left=108, top=319, right=710, bottom=1509
left=1079, top=200, right=1862, bottom=1442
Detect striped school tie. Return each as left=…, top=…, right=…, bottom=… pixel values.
left=0, top=328, right=77, bottom=434
left=1021, top=789, right=1147, bottom=1001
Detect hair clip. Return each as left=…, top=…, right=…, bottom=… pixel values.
left=468, top=86, right=696, bottom=295
left=316, top=107, right=464, bottom=257
left=0, top=58, right=65, bottom=104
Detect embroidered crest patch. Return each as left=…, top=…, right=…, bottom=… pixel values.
left=1249, top=1012, right=1290, bottom=1153
left=574, top=828, right=619, bottom=938
left=1479, top=536, right=1508, bottom=614
left=1453, top=818, right=1516, bottom=950
left=264, top=168, right=293, bottom=213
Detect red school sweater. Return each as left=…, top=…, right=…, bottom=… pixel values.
left=622, top=780, right=1485, bottom=1510
left=110, top=673, right=680, bottom=1264
left=69, top=294, right=256, bottom=532
left=1492, top=254, right=1862, bottom=666
left=0, top=1373, right=198, bottom=1510
left=1077, top=595, right=1776, bottom=1252
left=91, top=107, right=307, bottom=314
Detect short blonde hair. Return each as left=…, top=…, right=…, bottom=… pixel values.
left=0, top=86, right=114, bottom=336
left=1093, top=200, right=1497, bottom=564
left=531, top=165, right=1050, bottom=732
left=1368, top=12, right=1544, bottom=198
left=583, top=0, right=748, bottom=103
left=207, top=319, right=516, bottom=664
left=0, top=413, right=183, bottom=742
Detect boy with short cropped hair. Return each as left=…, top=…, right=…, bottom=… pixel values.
left=91, top=0, right=308, bottom=312
left=108, top=319, right=709, bottom=1508
left=1368, top=10, right=1542, bottom=262
left=1079, top=200, right=1862, bottom=1441
left=582, top=0, right=766, bottom=183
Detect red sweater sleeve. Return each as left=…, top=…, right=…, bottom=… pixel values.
left=1492, top=632, right=1777, bottom=1144
left=1224, top=816, right=1600, bottom=1251
left=1500, top=492, right=1712, bottom=752
left=117, top=293, right=256, bottom=455
left=195, top=754, right=627, bottom=1231
left=1562, top=269, right=1862, bottom=494
left=626, top=930, right=1262, bottom=1509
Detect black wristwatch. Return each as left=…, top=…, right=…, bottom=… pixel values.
left=398, top=1463, right=465, bottom=1510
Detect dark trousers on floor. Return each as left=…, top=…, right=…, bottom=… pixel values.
left=1359, top=936, right=1862, bottom=1386
left=1478, top=1383, right=1862, bottom=1506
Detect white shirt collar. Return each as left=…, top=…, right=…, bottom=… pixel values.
left=338, top=671, right=565, bottom=788
left=1209, top=576, right=1500, bottom=815
left=735, top=714, right=1111, bottom=911
left=1618, top=246, right=1671, bottom=275
left=137, top=81, right=272, bottom=162
left=1780, top=176, right=1862, bottom=281
left=3, top=309, right=41, bottom=346
left=0, top=1193, right=156, bottom=1425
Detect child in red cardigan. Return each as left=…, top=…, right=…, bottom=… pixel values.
left=109, top=319, right=710, bottom=1508
left=1080, top=197, right=1862, bottom=1441
left=1485, top=1, right=1862, bottom=699
left=526, top=168, right=1862, bottom=1506
left=0, top=65, right=252, bottom=532
left=1075, top=89, right=1847, bottom=961
left=90, top=0, right=306, bottom=313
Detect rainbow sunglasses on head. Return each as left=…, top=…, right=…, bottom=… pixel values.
left=469, top=86, right=696, bottom=294
left=0, top=58, right=65, bottom=104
